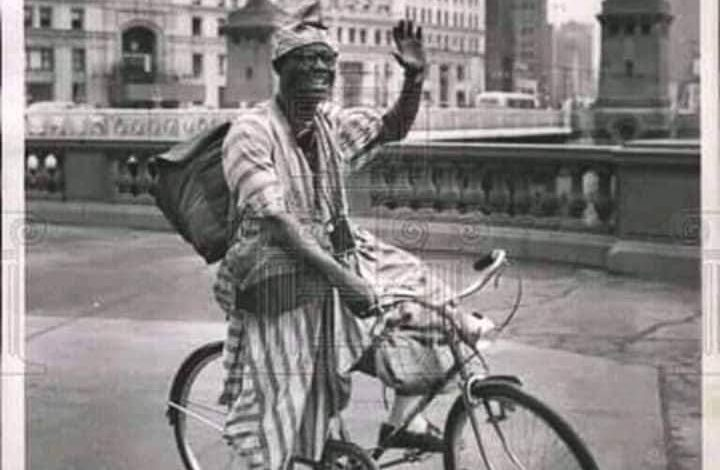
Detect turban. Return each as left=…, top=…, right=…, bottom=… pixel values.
left=272, top=1, right=338, bottom=62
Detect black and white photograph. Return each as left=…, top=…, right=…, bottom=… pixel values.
left=2, top=0, right=714, bottom=469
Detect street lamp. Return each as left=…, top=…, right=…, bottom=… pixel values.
left=45, top=153, right=58, bottom=193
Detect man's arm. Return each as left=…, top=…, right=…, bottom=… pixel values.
left=380, top=69, right=424, bottom=142
left=263, top=212, right=377, bottom=314
left=380, top=19, right=427, bottom=142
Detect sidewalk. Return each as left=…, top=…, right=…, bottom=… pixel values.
left=25, top=225, right=701, bottom=469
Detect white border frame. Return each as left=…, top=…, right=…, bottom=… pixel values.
left=2, top=1, right=26, bottom=470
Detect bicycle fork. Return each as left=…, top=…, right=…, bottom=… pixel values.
left=463, top=388, right=528, bottom=470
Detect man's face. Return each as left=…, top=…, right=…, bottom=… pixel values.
left=276, top=43, right=337, bottom=105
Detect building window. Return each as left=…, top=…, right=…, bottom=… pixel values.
left=386, top=30, right=392, bottom=45
left=193, top=0, right=202, bottom=5
left=39, top=6, right=52, bottom=28
left=218, top=54, right=226, bottom=76
left=72, top=82, right=86, bottom=103
left=72, top=48, right=86, bottom=73
left=625, top=59, right=634, bottom=77
left=192, top=17, right=203, bottom=36
left=641, top=23, right=652, bottom=35
left=625, top=21, right=636, bottom=35
left=375, top=29, right=381, bottom=45
left=192, top=53, right=204, bottom=77
left=444, top=11, right=449, bottom=26
left=70, top=8, right=84, bottom=30
left=457, top=90, right=467, bottom=107
left=437, top=10, right=442, bottom=24
left=218, top=0, right=226, bottom=7
left=608, top=22, right=620, bottom=36
left=337, top=27, right=343, bottom=43
left=245, top=67, right=253, bottom=80
left=457, top=65, right=465, bottom=81
left=349, top=28, right=356, bottom=43
left=27, top=48, right=54, bottom=71
left=217, top=18, right=226, bottom=36
left=360, top=29, right=367, bottom=44
left=24, top=6, right=33, bottom=28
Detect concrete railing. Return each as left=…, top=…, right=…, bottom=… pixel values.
left=24, top=106, right=569, bottom=143
left=25, top=137, right=699, bottom=281
left=413, top=107, right=567, bottom=132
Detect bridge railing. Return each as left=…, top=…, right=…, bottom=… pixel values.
left=24, top=136, right=699, bottom=278
left=347, top=143, right=617, bottom=236
left=24, top=106, right=569, bottom=143
left=413, top=106, right=568, bottom=131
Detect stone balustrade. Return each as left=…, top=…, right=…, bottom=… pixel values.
left=24, top=136, right=700, bottom=280
left=25, top=107, right=568, bottom=142
left=347, top=143, right=617, bottom=235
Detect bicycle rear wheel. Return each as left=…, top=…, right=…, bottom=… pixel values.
left=168, top=341, right=238, bottom=470
left=444, top=382, right=598, bottom=470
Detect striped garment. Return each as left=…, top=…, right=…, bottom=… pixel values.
left=214, top=98, right=457, bottom=469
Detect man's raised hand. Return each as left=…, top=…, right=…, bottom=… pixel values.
left=392, top=19, right=427, bottom=77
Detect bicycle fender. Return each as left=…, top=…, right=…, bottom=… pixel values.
left=477, top=375, right=522, bottom=387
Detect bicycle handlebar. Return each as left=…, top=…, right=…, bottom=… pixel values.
left=366, top=249, right=509, bottom=329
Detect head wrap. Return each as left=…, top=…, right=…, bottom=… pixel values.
left=272, top=1, right=338, bottom=62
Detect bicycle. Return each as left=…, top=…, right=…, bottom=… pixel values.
left=166, top=249, right=599, bottom=470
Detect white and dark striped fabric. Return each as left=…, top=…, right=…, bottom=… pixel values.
left=214, top=98, right=456, bottom=469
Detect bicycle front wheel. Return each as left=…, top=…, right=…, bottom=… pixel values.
left=444, top=382, right=598, bottom=470
left=168, top=341, right=238, bottom=470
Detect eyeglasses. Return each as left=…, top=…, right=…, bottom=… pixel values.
left=288, top=50, right=338, bottom=67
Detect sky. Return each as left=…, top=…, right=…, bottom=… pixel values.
left=548, top=0, right=604, bottom=26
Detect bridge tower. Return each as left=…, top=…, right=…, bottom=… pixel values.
left=593, top=0, right=674, bottom=142
left=223, top=0, right=288, bottom=106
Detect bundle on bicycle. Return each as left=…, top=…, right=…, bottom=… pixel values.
left=156, top=2, right=599, bottom=469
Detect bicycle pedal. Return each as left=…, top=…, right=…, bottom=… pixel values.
left=402, top=449, right=430, bottom=462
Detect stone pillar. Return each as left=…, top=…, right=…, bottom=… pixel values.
left=63, top=149, right=113, bottom=201
left=224, top=0, right=288, bottom=105
left=593, top=0, right=674, bottom=143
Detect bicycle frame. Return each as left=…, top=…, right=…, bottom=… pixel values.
left=369, top=250, right=521, bottom=465
left=169, top=250, right=526, bottom=470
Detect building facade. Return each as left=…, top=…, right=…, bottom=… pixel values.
left=667, top=0, right=700, bottom=112
left=511, top=0, right=552, bottom=101
left=25, top=0, right=240, bottom=107
left=484, top=0, right=552, bottom=103
left=485, top=0, right=515, bottom=92
left=550, top=21, right=595, bottom=106
left=25, top=0, right=485, bottom=109
left=277, top=0, right=485, bottom=109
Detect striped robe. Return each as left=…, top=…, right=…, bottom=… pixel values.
left=213, top=98, right=455, bottom=469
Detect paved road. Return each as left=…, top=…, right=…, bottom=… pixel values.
left=25, top=225, right=701, bottom=469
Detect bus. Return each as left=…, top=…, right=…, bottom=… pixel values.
left=475, top=92, right=539, bottom=109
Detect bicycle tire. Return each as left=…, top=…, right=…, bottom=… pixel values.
left=319, top=440, right=379, bottom=470
left=167, top=340, right=235, bottom=470
left=443, top=382, right=598, bottom=470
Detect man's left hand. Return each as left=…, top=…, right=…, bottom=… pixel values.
left=392, top=20, right=427, bottom=78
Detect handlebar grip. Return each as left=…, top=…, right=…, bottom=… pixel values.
left=473, top=253, right=495, bottom=271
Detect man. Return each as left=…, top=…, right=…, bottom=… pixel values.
left=213, top=3, right=493, bottom=468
